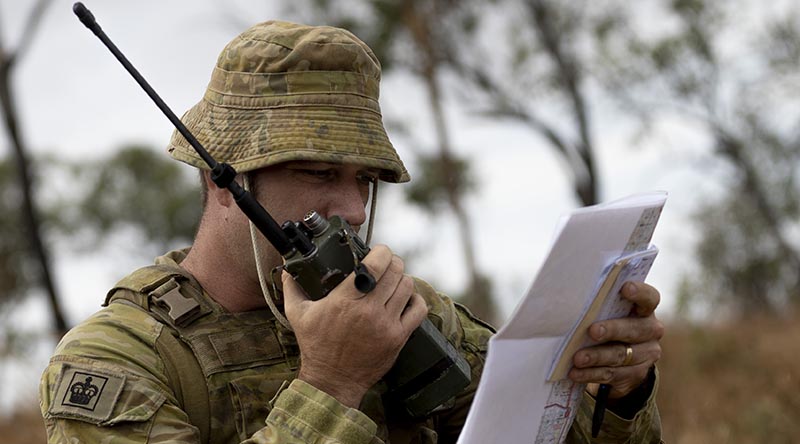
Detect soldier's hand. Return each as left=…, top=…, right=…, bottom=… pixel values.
left=568, top=282, right=664, bottom=399
left=282, top=244, right=428, bottom=408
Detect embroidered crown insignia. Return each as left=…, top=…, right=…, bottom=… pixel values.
left=69, top=376, right=99, bottom=405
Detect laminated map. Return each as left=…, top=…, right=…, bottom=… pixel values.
left=457, top=191, right=666, bottom=444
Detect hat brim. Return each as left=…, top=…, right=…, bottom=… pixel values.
left=168, top=100, right=410, bottom=183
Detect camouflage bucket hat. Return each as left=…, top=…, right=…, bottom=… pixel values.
left=168, top=20, right=409, bottom=183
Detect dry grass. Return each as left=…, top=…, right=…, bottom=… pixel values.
left=4, top=312, right=799, bottom=443
left=0, top=405, right=46, bottom=443
left=659, top=312, right=800, bottom=444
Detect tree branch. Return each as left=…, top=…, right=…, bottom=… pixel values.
left=526, top=0, right=597, bottom=204
left=11, top=0, right=52, bottom=68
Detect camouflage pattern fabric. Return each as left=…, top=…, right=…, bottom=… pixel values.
left=39, top=249, right=661, bottom=443
left=167, top=20, right=410, bottom=183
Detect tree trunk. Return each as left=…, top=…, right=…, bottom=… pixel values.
left=0, top=0, right=67, bottom=336
left=402, top=0, right=498, bottom=323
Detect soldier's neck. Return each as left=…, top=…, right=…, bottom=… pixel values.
left=181, top=240, right=267, bottom=313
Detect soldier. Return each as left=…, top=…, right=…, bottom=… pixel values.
left=40, top=21, right=663, bottom=443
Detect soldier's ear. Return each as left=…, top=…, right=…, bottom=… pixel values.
left=203, top=171, right=235, bottom=208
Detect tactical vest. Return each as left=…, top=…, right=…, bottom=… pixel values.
left=106, top=263, right=439, bottom=444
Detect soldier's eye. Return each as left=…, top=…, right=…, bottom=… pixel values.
left=299, top=169, right=334, bottom=180
left=357, top=173, right=378, bottom=185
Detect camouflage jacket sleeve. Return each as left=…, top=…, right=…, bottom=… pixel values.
left=39, top=302, right=198, bottom=443
left=39, top=301, right=382, bottom=444
left=245, top=379, right=380, bottom=444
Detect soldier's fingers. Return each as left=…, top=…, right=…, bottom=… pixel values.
left=372, top=255, right=406, bottom=305
left=282, top=270, right=310, bottom=304
left=281, top=271, right=313, bottom=325
left=384, top=274, right=415, bottom=315
left=333, top=245, right=394, bottom=300
left=620, top=282, right=660, bottom=317
left=568, top=361, right=652, bottom=398
left=359, top=244, right=394, bottom=281
left=589, top=314, right=664, bottom=344
left=573, top=340, right=661, bottom=369
left=399, top=292, right=428, bottom=336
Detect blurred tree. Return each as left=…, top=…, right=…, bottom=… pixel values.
left=274, top=0, right=677, bottom=323
left=594, top=0, right=800, bottom=315
left=58, top=145, right=201, bottom=253
left=0, top=144, right=199, bottom=341
left=282, top=0, right=499, bottom=322
left=276, top=0, right=650, bottom=322
left=0, top=0, right=65, bottom=335
left=0, top=1, right=200, bottom=339
left=269, top=0, right=800, bottom=318
left=0, top=157, right=37, bottom=310
left=392, top=1, right=496, bottom=322
left=452, top=0, right=603, bottom=207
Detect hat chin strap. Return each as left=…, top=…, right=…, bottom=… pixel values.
left=242, top=174, right=380, bottom=331
left=365, top=179, right=378, bottom=245
left=243, top=174, right=293, bottom=331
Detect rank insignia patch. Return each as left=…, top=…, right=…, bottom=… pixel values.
left=64, top=372, right=105, bottom=409
left=49, top=364, right=126, bottom=424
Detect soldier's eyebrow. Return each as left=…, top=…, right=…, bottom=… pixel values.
left=284, top=161, right=337, bottom=169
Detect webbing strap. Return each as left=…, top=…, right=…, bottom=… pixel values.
left=156, top=328, right=211, bottom=444
left=107, top=265, right=212, bottom=444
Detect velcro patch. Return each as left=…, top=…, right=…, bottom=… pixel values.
left=48, top=364, right=126, bottom=424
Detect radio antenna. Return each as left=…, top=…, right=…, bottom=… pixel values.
left=72, top=2, right=293, bottom=255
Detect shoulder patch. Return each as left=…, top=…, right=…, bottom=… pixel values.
left=48, top=364, right=126, bottom=424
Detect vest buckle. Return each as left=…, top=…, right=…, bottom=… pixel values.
left=151, top=278, right=204, bottom=326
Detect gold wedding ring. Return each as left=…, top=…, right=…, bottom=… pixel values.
left=622, top=344, right=634, bottom=366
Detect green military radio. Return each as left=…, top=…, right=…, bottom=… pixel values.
left=283, top=211, right=472, bottom=416
left=74, top=2, right=471, bottom=418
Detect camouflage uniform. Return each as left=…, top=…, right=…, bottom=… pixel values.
left=40, top=21, right=662, bottom=443
left=40, top=249, right=660, bottom=443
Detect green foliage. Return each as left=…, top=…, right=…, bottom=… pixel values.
left=61, top=145, right=201, bottom=248
left=281, top=0, right=405, bottom=71
left=279, top=0, right=497, bottom=320
left=592, top=0, right=800, bottom=316
left=0, top=157, right=35, bottom=307
left=283, top=0, right=484, bottom=72
left=765, top=15, right=800, bottom=70
left=650, top=38, right=681, bottom=71
left=405, top=153, right=475, bottom=214
left=684, top=195, right=794, bottom=315
left=0, top=145, right=200, bottom=308
left=684, top=113, right=800, bottom=315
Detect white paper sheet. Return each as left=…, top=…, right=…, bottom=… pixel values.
left=457, top=191, right=667, bottom=444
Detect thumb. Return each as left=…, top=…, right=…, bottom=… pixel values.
left=281, top=270, right=310, bottom=306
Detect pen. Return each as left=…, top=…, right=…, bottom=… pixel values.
left=591, top=383, right=611, bottom=438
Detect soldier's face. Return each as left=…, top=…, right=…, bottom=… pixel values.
left=250, top=161, right=379, bottom=231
